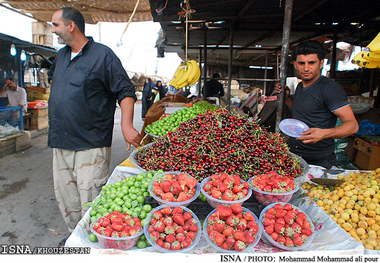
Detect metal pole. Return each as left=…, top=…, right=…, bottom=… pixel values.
left=227, top=24, right=233, bottom=110
left=275, top=0, right=293, bottom=134
left=203, top=23, right=208, bottom=98
left=198, top=47, right=202, bottom=97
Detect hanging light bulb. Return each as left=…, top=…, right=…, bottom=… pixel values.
left=10, top=44, right=17, bottom=56
left=21, top=50, right=27, bottom=61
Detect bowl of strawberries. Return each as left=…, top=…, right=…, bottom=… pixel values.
left=259, top=202, right=314, bottom=250
left=90, top=211, right=144, bottom=250
left=148, top=171, right=200, bottom=207
left=203, top=203, right=262, bottom=252
left=248, top=171, right=299, bottom=206
left=144, top=205, right=202, bottom=253
left=200, top=173, right=252, bottom=208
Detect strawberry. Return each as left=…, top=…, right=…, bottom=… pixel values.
left=275, top=208, right=286, bottom=218
left=216, top=205, right=233, bottom=219
left=231, top=203, right=243, bottom=214
left=270, top=232, right=279, bottom=241
left=172, top=207, right=183, bottom=215
left=212, top=232, right=226, bottom=246
left=149, top=231, right=160, bottom=242
left=176, top=192, right=188, bottom=202
left=234, top=240, right=246, bottom=251
left=285, top=225, right=295, bottom=238
left=161, top=192, right=174, bottom=202
left=301, top=228, right=313, bottom=237
left=213, top=220, right=224, bottom=233
left=156, top=239, right=164, bottom=248
left=276, top=217, right=285, bottom=225
left=265, top=224, right=274, bottom=234
left=163, top=242, right=171, bottom=250
left=182, top=237, right=192, bottom=248
left=233, top=230, right=246, bottom=242
left=245, top=231, right=256, bottom=244
left=277, top=236, right=286, bottom=245
left=293, top=236, right=303, bottom=247
left=226, top=215, right=240, bottom=226
left=285, top=237, right=294, bottom=247
left=226, top=237, right=236, bottom=248
left=203, top=182, right=213, bottom=192
left=273, top=203, right=283, bottom=210
left=243, top=211, right=255, bottom=221
left=292, top=223, right=302, bottom=234
left=190, top=224, right=199, bottom=232
left=152, top=210, right=163, bottom=220
left=284, top=203, right=293, bottom=211
left=222, top=190, right=235, bottom=201
left=237, top=218, right=247, bottom=231
left=262, top=217, right=275, bottom=226
left=222, top=226, right=234, bottom=237
left=153, top=220, right=165, bottom=233
left=211, top=188, right=222, bottom=199
left=185, top=176, right=197, bottom=189
left=164, top=225, right=175, bottom=235
left=274, top=223, right=285, bottom=235
left=159, top=180, right=172, bottom=193
left=171, top=241, right=181, bottom=250
left=183, top=211, right=192, bottom=221
left=173, top=213, right=185, bottom=226
left=284, top=213, right=295, bottom=225
left=165, top=234, right=176, bottom=243
left=161, top=207, right=172, bottom=215
left=186, top=231, right=196, bottom=240
left=303, top=220, right=312, bottom=230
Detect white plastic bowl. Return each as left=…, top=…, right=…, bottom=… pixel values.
left=259, top=202, right=315, bottom=251
left=90, top=217, right=144, bottom=250
left=144, top=205, right=202, bottom=253
left=148, top=171, right=200, bottom=207
left=203, top=206, right=262, bottom=253
left=248, top=178, right=299, bottom=206
left=200, top=177, right=252, bottom=208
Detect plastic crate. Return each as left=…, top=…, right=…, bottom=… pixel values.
left=0, top=106, right=23, bottom=138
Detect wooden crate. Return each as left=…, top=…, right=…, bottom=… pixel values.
left=29, top=107, right=48, bottom=117
left=30, top=115, right=49, bottom=130
left=0, top=133, right=23, bottom=158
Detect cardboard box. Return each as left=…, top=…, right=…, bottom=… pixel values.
left=353, top=136, right=380, bottom=170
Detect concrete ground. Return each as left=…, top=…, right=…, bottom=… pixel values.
left=0, top=102, right=144, bottom=248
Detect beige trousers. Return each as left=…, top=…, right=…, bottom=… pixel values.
left=52, top=147, right=111, bottom=232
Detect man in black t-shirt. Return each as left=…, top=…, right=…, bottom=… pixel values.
left=276, top=40, right=358, bottom=168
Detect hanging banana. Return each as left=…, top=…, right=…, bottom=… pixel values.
left=169, top=61, right=186, bottom=87
left=175, top=60, right=194, bottom=89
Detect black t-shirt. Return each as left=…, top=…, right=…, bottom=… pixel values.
left=48, top=37, right=136, bottom=151
left=203, top=79, right=224, bottom=98
left=288, top=76, right=349, bottom=160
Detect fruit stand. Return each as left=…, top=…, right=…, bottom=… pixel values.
left=63, top=102, right=379, bottom=257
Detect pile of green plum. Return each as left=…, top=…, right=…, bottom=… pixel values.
left=144, top=100, right=219, bottom=137
left=88, top=170, right=164, bottom=222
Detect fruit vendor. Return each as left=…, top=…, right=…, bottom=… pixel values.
left=275, top=40, right=358, bottom=169
left=0, top=78, right=27, bottom=114
left=47, top=7, right=141, bottom=236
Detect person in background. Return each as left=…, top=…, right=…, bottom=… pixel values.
left=275, top=40, right=358, bottom=169
left=141, top=78, right=154, bottom=120
left=152, top=80, right=166, bottom=102
left=48, top=7, right=141, bottom=242
left=202, top=72, right=224, bottom=98
left=166, top=85, right=183, bottom=96
left=0, top=78, right=27, bottom=114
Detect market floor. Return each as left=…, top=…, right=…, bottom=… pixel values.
left=0, top=103, right=144, bottom=248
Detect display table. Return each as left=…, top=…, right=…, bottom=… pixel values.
left=64, top=158, right=377, bottom=256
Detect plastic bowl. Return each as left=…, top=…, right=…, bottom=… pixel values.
left=203, top=206, right=262, bottom=253
left=90, top=218, right=144, bottom=250
left=148, top=171, right=200, bottom=207
left=200, top=177, right=252, bottom=208
left=259, top=202, right=315, bottom=251
left=144, top=205, right=202, bottom=253
left=248, top=178, right=299, bottom=206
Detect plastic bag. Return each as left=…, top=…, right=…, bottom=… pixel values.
left=356, top=119, right=380, bottom=136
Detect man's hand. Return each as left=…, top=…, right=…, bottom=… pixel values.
left=297, top=128, right=328, bottom=144
left=123, top=126, right=141, bottom=151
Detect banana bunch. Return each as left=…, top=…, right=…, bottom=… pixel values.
left=351, top=32, right=380, bottom=69
left=169, top=60, right=201, bottom=89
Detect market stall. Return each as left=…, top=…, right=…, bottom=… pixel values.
left=63, top=104, right=380, bottom=256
